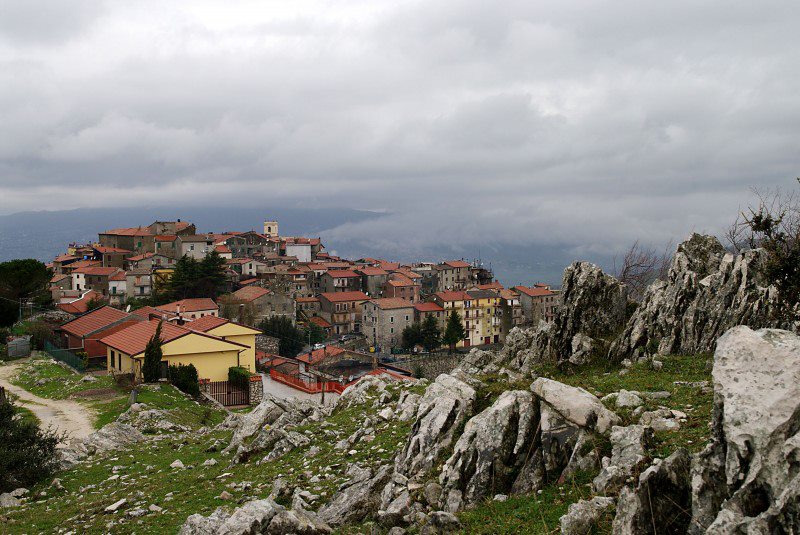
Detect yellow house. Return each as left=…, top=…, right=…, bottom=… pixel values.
left=434, top=290, right=502, bottom=348
left=100, top=319, right=251, bottom=382
left=433, top=291, right=470, bottom=348
left=185, top=315, right=260, bottom=372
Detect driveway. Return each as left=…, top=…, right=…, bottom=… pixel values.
left=0, top=360, right=95, bottom=441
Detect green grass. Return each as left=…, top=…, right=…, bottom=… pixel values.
left=3, top=381, right=416, bottom=534
left=459, top=471, right=613, bottom=535
left=9, top=356, right=118, bottom=400
left=11, top=400, right=40, bottom=426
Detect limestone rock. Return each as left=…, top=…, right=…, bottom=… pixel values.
left=317, top=464, right=392, bottom=526
left=0, top=493, right=21, bottom=508
left=531, top=378, right=620, bottom=435
left=439, top=390, right=538, bottom=510
left=593, top=425, right=652, bottom=494
left=612, top=449, right=691, bottom=534
left=59, top=423, right=146, bottom=469
left=180, top=498, right=330, bottom=534
left=551, top=262, right=628, bottom=365
left=610, top=234, right=782, bottom=361
left=690, top=327, right=800, bottom=533
left=394, top=374, right=475, bottom=480
left=559, top=496, right=615, bottom=535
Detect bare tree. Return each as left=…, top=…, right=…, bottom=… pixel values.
left=614, top=240, right=673, bottom=302
left=725, top=181, right=800, bottom=253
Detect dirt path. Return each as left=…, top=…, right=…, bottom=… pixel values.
left=0, top=360, right=95, bottom=441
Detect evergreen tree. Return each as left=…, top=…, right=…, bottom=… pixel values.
left=197, top=251, right=228, bottom=298
left=0, top=398, right=62, bottom=492
left=443, top=310, right=466, bottom=352
left=420, top=314, right=442, bottom=351
left=305, top=321, right=326, bottom=345
left=142, top=321, right=164, bottom=382
left=0, top=259, right=52, bottom=327
left=259, top=316, right=305, bottom=357
left=401, top=322, right=423, bottom=350
left=165, top=256, right=199, bottom=301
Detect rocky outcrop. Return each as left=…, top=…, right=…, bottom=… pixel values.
left=531, top=378, right=620, bottom=435
left=393, top=374, right=476, bottom=480
left=551, top=262, right=629, bottom=365
left=612, top=448, right=692, bottom=534
left=317, top=464, right=392, bottom=526
left=690, top=326, right=800, bottom=533
left=59, top=423, right=146, bottom=469
left=610, top=234, right=781, bottom=361
left=593, top=425, right=652, bottom=494
left=559, top=496, right=615, bottom=535
left=439, top=391, right=538, bottom=511
left=179, top=498, right=331, bottom=534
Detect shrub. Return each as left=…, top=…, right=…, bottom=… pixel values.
left=167, top=363, right=200, bottom=397
left=0, top=398, right=63, bottom=492
left=142, top=322, right=163, bottom=383
left=76, top=351, right=89, bottom=369
left=228, top=366, right=251, bottom=389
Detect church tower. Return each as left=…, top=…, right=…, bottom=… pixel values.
left=263, top=219, right=279, bottom=237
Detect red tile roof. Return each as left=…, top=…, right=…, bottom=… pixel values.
left=109, top=271, right=127, bottom=281
left=319, top=291, right=369, bottom=303
left=67, top=260, right=101, bottom=270
left=60, top=306, right=135, bottom=338
left=231, top=286, right=270, bottom=302
left=435, top=291, right=472, bottom=302
left=295, top=297, right=320, bottom=303
left=377, top=261, right=400, bottom=271
left=186, top=315, right=229, bottom=332
left=367, top=297, right=414, bottom=310
left=214, top=245, right=232, bottom=254
left=356, top=267, right=388, bottom=276
left=478, top=281, right=504, bottom=290
left=239, top=277, right=259, bottom=286
left=102, top=227, right=152, bottom=236
left=93, top=246, right=131, bottom=254
left=128, top=252, right=157, bottom=261
left=100, top=320, right=190, bottom=356
left=297, top=345, right=345, bottom=365
left=154, top=235, right=177, bottom=242
left=309, top=316, right=332, bottom=328
left=54, top=254, right=79, bottom=263
left=414, top=302, right=445, bottom=313
left=57, top=290, right=104, bottom=314
left=130, top=306, right=176, bottom=320
left=325, top=269, right=359, bottom=278
left=50, top=273, right=70, bottom=283
left=157, top=298, right=219, bottom=313
left=444, top=260, right=470, bottom=268
left=514, top=285, right=556, bottom=298
left=73, top=266, right=121, bottom=276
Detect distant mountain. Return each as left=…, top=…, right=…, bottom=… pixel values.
left=0, top=206, right=604, bottom=287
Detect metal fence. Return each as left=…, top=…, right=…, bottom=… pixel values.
left=7, top=336, right=31, bottom=358
left=44, top=341, right=85, bottom=372
left=208, top=380, right=249, bottom=406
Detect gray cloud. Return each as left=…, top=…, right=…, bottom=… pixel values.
left=0, top=0, right=798, bottom=258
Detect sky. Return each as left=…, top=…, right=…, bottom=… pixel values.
left=1, top=0, right=799, bottom=259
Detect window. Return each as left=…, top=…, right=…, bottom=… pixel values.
left=390, top=316, right=394, bottom=323
left=390, top=328, right=394, bottom=334
left=111, top=351, right=115, bottom=368
left=157, top=242, right=161, bottom=249
left=118, top=355, right=122, bottom=371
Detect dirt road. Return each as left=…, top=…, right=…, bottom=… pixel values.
left=0, top=360, right=95, bottom=441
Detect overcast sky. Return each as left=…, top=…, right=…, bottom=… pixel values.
left=1, top=0, right=798, bottom=256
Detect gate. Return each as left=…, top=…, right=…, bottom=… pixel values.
left=208, top=380, right=249, bottom=406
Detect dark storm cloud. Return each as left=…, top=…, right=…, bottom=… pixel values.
left=0, top=0, right=798, bottom=255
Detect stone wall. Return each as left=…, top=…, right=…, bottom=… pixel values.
left=249, top=374, right=263, bottom=405
left=255, top=334, right=280, bottom=355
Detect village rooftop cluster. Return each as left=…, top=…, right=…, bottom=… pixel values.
left=46, top=218, right=560, bottom=405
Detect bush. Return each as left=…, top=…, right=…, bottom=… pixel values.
left=76, top=351, right=89, bottom=369
left=167, top=363, right=200, bottom=397
left=228, top=366, right=251, bottom=389
left=0, top=398, right=63, bottom=492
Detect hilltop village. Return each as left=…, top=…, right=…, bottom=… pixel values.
left=44, top=218, right=560, bottom=404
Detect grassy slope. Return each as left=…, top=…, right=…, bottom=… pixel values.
left=3, top=381, right=421, bottom=534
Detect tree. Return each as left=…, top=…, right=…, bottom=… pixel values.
left=0, top=259, right=52, bottom=327
left=420, top=314, right=442, bottom=351
left=401, top=322, right=423, bottom=350
left=164, top=256, right=200, bottom=301
left=197, top=251, right=228, bottom=298
left=0, top=397, right=63, bottom=492
left=443, top=310, right=466, bottom=352
left=259, top=316, right=304, bottom=357
left=305, top=321, right=326, bottom=345
left=612, top=240, right=673, bottom=302
left=142, top=321, right=164, bottom=382
left=727, top=178, right=800, bottom=319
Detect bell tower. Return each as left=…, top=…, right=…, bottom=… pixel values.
left=263, top=219, right=279, bottom=237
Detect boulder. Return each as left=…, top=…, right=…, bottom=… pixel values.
left=559, top=496, right=615, bottom=534
left=593, top=425, right=652, bottom=494
left=222, top=396, right=291, bottom=455
left=439, top=391, right=538, bottom=511
left=59, top=423, right=146, bottom=469
left=612, top=449, right=692, bottom=534
left=610, top=234, right=782, bottom=361
left=0, top=493, right=21, bottom=508
left=531, top=378, right=620, bottom=435
left=690, top=327, right=800, bottom=533
left=180, top=498, right=330, bottom=534
left=393, top=374, right=475, bottom=480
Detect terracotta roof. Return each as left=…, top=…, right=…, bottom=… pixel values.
left=319, top=291, right=369, bottom=303
left=51, top=273, right=70, bottom=283
left=214, top=245, right=232, bottom=254
left=395, top=268, right=422, bottom=279
left=377, top=261, right=400, bottom=271
left=466, top=289, right=499, bottom=300
left=186, top=315, right=229, bottom=332
left=297, top=345, right=345, bottom=365
left=60, top=306, right=135, bottom=338
left=100, top=320, right=190, bottom=356
left=231, top=286, right=270, bottom=302
left=109, top=271, right=127, bottom=281
left=157, top=298, right=218, bottom=313
left=357, top=267, right=388, bottom=276
left=54, top=254, right=79, bottom=263
left=514, top=285, right=556, bottom=298
left=499, top=289, right=519, bottom=300
left=57, top=290, right=104, bottom=315
left=239, top=278, right=259, bottom=286
left=414, top=302, right=445, bottom=313
left=444, top=260, right=470, bottom=268
left=478, top=281, right=504, bottom=290
left=102, top=227, right=152, bottom=237
left=295, top=297, right=319, bottom=303
left=130, top=306, right=175, bottom=320
left=154, top=235, right=177, bottom=242
left=435, top=291, right=472, bottom=302
left=387, top=274, right=417, bottom=287
left=128, top=252, right=156, bottom=261
left=67, top=260, right=101, bottom=269
left=367, top=297, right=414, bottom=310
left=93, top=246, right=131, bottom=254
left=309, top=316, right=332, bottom=328
left=325, top=269, right=359, bottom=278
left=73, top=267, right=121, bottom=276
